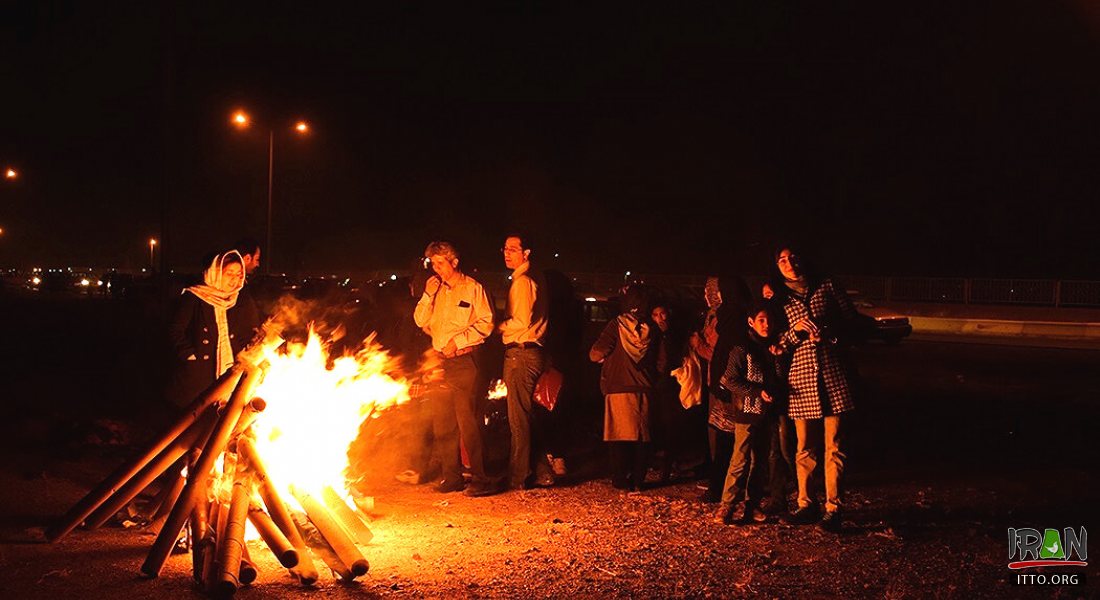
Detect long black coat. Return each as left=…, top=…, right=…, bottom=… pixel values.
left=166, top=290, right=261, bottom=406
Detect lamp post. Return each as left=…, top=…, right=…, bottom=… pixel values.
left=231, top=110, right=310, bottom=274
left=149, top=238, right=157, bottom=269
left=3, top=168, right=16, bottom=180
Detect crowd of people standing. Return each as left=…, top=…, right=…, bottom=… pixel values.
left=167, top=234, right=862, bottom=534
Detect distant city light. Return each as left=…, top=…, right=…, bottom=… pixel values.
left=32, top=276, right=41, bottom=285
left=80, top=279, right=90, bottom=287
left=554, top=253, right=560, bottom=258
left=390, top=274, right=397, bottom=281
left=585, top=297, right=597, bottom=302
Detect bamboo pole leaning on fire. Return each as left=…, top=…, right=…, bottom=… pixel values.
left=137, top=455, right=187, bottom=524
left=191, top=499, right=212, bottom=582
left=203, top=501, right=228, bottom=593
left=214, top=461, right=252, bottom=597
left=145, top=458, right=188, bottom=535
left=321, top=485, right=374, bottom=544
left=46, top=366, right=246, bottom=542
left=141, top=365, right=262, bottom=578
left=290, top=485, right=370, bottom=577
left=293, top=511, right=353, bottom=581
left=228, top=397, right=267, bottom=443
left=247, top=503, right=299, bottom=568
left=84, top=408, right=218, bottom=529
left=237, top=437, right=318, bottom=585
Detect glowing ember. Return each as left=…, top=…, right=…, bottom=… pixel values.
left=250, top=328, right=410, bottom=502
left=487, top=379, right=508, bottom=400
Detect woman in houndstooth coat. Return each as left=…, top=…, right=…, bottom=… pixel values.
left=772, top=246, right=859, bottom=533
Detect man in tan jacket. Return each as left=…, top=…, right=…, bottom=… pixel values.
left=414, top=241, right=497, bottom=496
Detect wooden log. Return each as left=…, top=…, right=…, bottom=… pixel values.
left=46, top=366, right=245, bottom=542
left=214, top=462, right=251, bottom=598
left=291, top=486, right=369, bottom=578
left=238, top=437, right=318, bottom=585
left=145, top=458, right=187, bottom=535
left=321, top=486, right=374, bottom=544
left=136, top=455, right=186, bottom=524
left=292, top=510, right=352, bottom=581
left=229, top=397, right=267, bottom=444
left=190, top=500, right=211, bottom=582
left=198, top=532, right=217, bottom=592
left=85, top=409, right=216, bottom=530
left=247, top=504, right=299, bottom=568
left=141, top=365, right=261, bottom=578
left=203, top=501, right=227, bottom=594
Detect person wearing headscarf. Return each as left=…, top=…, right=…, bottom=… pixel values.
left=589, top=286, right=666, bottom=491
left=166, top=251, right=261, bottom=407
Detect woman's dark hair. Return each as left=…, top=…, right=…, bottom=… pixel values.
left=621, top=285, right=651, bottom=315
left=747, top=299, right=773, bottom=321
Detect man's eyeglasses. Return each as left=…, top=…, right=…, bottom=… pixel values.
left=501, top=247, right=524, bottom=254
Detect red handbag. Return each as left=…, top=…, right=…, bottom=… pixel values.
left=533, top=366, right=564, bottom=411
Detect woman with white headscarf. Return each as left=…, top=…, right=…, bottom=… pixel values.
left=167, top=251, right=261, bottom=407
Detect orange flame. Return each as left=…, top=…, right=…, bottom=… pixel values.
left=249, top=328, right=410, bottom=504
left=487, top=379, right=508, bottom=400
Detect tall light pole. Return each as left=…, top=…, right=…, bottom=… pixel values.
left=4, top=168, right=16, bottom=180
left=149, top=238, right=157, bottom=269
left=231, top=110, right=310, bottom=274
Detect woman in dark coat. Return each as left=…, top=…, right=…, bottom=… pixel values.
left=167, top=251, right=261, bottom=407
left=589, top=286, right=666, bottom=491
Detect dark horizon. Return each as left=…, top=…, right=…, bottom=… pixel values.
left=3, top=4, right=1099, bottom=278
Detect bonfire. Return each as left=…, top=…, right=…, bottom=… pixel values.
left=46, top=322, right=411, bottom=597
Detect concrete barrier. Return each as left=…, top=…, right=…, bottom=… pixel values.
left=910, top=317, right=1100, bottom=341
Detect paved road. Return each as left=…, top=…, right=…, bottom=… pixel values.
left=849, top=339, right=1099, bottom=472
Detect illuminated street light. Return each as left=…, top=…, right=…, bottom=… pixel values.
left=4, top=168, right=16, bottom=180
left=230, top=109, right=313, bottom=274
left=149, top=238, right=157, bottom=269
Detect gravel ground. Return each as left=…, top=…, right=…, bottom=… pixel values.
left=1, top=449, right=1095, bottom=599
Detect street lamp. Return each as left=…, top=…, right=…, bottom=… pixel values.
left=149, top=238, right=157, bottom=269
left=4, top=168, right=16, bottom=180
left=230, top=109, right=311, bottom=274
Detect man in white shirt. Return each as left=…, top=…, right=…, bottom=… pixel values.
left=499, top=234, right=551, bottom=489
left=413, top=241, right=497, bottom=496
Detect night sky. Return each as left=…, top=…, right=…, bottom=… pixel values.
left=2, top=3, right=1099, bottom=277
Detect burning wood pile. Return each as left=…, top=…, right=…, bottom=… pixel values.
left=45, top=329, right=410, bottom=596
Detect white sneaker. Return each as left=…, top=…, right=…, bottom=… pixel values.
left=549, top=456, right=567, bottom=477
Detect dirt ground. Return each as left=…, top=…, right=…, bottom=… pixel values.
left=1, top=296, right=1097, bottom=598
left=0, top=448, right=1095, bottom=600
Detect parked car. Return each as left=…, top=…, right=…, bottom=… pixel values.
left=852, top=299, right=912, bottom=344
